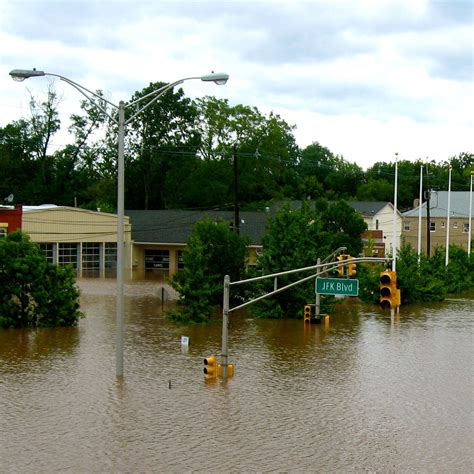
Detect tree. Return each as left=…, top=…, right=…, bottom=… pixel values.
left=250, top=200, right=365, bottom=318
left=0, top=231, right=82, bottom=328
left=319, top=200, right=367, bottom=256
left=169, top=218, right=249, bottom=322
left=297, top=142, right=364, bottom=200
left=192, top=97, right=299, bottom=207
left=0, top=120, right=42, bottom=203
left=125, top=83, right=200, bottom=210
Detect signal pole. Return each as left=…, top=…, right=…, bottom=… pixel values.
left=425, top=162, right=431, bottom=257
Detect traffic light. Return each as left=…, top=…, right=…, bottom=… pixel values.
left=204, top=355, right=218, bottom=377
left=304, top=304, right=313, bottom=322
left=379, top=270, right=401, bottom=309
left=204, top=355, right=234, bottom=378
left=347, top=256, right=357, bottom=277
left=217, top=363, right=234, bottom=378
left=337, top=254, right=347, bottom=276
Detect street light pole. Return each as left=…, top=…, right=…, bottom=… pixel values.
left=417, top=164, right=423, bottom=257
left=445, top=164, right=452, bottom=266
left=392, top=152, right=398, bottom=272
left=116, top=101, right=126, bottom=377
left=469, top=171, right=473, bottom=256
left=10, top=68, right=229, bottom=378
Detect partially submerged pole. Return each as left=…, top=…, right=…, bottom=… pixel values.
left=221, top=275, right=230, bottom=378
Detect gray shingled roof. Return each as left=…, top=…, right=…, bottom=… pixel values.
left=348, top=201, right=391, bottom=216
left=126, top=209, right=270, bottom=245
left=269, top=200, right=391, bottom=217
left=402, top=191, right=472, bottom=218
left=126, top=200, right=397, bottom=246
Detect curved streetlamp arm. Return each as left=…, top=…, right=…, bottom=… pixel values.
left=48, top=73, right=119, bottom=124
left=124, top=73, right=228, bottom=125
left=124, top=78, right=186, bottom=125
left=10, top=69, right=119, bottom=123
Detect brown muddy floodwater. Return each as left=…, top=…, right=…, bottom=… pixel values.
left=0, top=279, right=472, bottom=472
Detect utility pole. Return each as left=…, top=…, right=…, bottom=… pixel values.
left=233, top=144, right=240, bottom=234
left=425, top=163, right=431, bottom=257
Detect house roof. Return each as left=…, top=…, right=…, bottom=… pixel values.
left=126, top=209, right=270, bottom=246
left=348, top=201, right=392, bottom=217
left=402, top=191, right=472, bottom=218
left=269, top=200, right=394, bottom=217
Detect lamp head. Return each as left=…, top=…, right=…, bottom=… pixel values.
left=9, top=69, right=45, bottom=82
left=200, top=72, right=229, bottom=85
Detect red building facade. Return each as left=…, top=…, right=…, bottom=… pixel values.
left=0, top=205, right=23, bottom=236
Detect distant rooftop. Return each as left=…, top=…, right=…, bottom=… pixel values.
left=126, top=209, right=270, bottom=246
left=403, top=191, right=472, bottom=218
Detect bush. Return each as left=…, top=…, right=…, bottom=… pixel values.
left=0, top=231, right=82, bottom=328
left=169, top=218, right=249, bottom=323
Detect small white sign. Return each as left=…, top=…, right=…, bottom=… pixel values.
left=181, top=336, right=189, bottom=346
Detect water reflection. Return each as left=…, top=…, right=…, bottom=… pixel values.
left=0, top=281, right=472, bottom=472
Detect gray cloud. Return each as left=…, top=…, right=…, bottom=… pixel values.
left=2, top=0, right=471, bottom=167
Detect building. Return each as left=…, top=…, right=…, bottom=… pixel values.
left=0, top=205, right=23, bottom=237
left=348, top=201, right=402, bottom=257
left=126, top=209, right=268, bottom=278
left=14, top=199, right=405, bottom=279
left=402, top=191, right=472, bottom=254
left=22, top=205, right=132, bottom=277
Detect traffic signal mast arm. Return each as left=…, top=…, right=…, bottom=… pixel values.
left=227, top=256, right=391, bottom=314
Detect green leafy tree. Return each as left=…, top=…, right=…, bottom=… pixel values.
left=319, top=200, right=367, bottom=256
left=169, top=218, right=249, bottom=322
left=297, top=142, right=364, bottom=200
left=356, top=178, right=393, bottom=202
left=192, top=97, right=299, bottom=207
left=250, top=201, right=365, bottom=318
left=0, top=231, right=82, bottom=328
left=125, top=83, right=200, bottom=210
left=445, top=245, right=474, bottom=293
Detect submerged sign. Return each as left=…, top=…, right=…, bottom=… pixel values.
left=316, top=277, right=359, bottom=296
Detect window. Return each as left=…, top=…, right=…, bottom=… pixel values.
left=58, top=243, right=79, bottom=269
left=39, top=243, right=55, bottom=263
left=105, top=243, right=117, bottom=268
left=429, top=222, right=436, bottom=232
left=177, top=250, right=185, bottom=270
left=0, top=228, right=6, bottom=239
left=463, top=223, right=469, bottom=233
left=104, top=243, right=117, bottom=277
left=375, top=219, right=379, bottom=230
left=441, top=221, right=445, bottom=229
left=82, top=243, right=101, bottom=277
left=453, top=222, right=458, bottom=229
left=145, top=249, right=169, bottom=273
left=403, top=221, right=411, bottom=231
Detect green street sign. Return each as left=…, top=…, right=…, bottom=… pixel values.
left=316, top=277, right=359, bottom=296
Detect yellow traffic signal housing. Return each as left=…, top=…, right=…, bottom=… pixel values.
left=304, top=305, right=313, bottom=322
left=347, top=256, right=357, bottom=277
left=337, top=254, right=347, bottom=276
left=337, top=254, right=356, bottom=277
left=379, top=270, right=400, bottom=309
left=204, top=355, right=218, bottom=377
left=217, top=364, right=234, bottom=378
left=204, top=356, right=234, bottom=378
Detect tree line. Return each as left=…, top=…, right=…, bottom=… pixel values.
left=1, top=83, right=472, bottom=211
left=170, top=203, right=474, bottom=323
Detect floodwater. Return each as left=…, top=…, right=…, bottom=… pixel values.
left=0, top=279, right=472, bottom=473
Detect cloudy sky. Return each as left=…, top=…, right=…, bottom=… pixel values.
left=1, top=0, right=472, bottom=169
